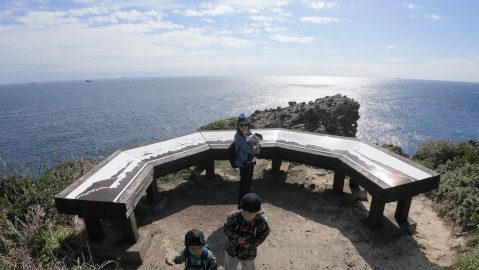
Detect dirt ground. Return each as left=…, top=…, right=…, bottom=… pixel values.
left=127, top=160, right=464, bottom=270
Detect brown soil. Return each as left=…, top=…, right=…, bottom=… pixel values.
left=127, top=160, right=464, bottom=270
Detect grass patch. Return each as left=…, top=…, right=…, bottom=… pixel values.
left=454, top=251, right=479, bottom=270
left=198, top=117, right=237, bottom=130
left=0, top=159, right=122, bottom=269
left=158, top=168, right=193, bottom=182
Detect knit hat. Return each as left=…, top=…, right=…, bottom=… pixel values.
left=237, top=113, right=250, bottom=125
left=184, top=229, right=205, bottom=247
left=240, top=193, right=261, bottom=212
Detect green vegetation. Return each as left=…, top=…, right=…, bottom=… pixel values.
left=454, top=251, right=479, bottom=270
left=0, top=159, right=118, bottom=270
left=198, top=117, right=237, bottom=130
left=1, top=135, right=479, bottom=269
left=413, top=140, right=479, bottom=231
left=413, top=139, right=479, bottom=269
left=157, top=168, right=193, bottom=183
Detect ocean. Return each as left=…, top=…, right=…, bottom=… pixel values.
left=1, top=76, right=478, bottom=174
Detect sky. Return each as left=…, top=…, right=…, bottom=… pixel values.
left=0, top=0, right=478, bottom=84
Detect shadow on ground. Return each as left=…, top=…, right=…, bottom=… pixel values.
left=123, top=169, right=446, bottom=270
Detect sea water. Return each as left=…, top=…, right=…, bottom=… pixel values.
left=1, top=76, right=478, bottom=173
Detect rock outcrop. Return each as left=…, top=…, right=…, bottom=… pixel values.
left=249, top=94, right=360, bottom=137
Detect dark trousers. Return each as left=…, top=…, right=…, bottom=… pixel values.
left=238, top=163, right=254, bottom=207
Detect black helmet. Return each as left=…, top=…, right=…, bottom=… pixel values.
left=240, top=193, right=261, bottom=212
left=184, top=229, right=205, bottom=247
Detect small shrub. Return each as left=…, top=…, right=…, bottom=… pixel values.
left=414, top=140, right=479, bottom=232
left=467, top=232, right=479, bottom=249
left=198, top=117, right=237, bottom=130
left=0, top=258, right=10, bottom=270
left=177, top=169, right=193, bottom=180
left=32, top=226, right=82, bottom=265
left=454, top=251, right=479, bottom=270
left=413, top=139, right=459, bottom=169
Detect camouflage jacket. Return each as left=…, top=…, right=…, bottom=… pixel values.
left=223, top=210, right=270, bottom=260
left=171, top=248, right=218, bottom=270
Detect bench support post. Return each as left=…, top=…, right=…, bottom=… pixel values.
left=395, top=196, right=412, bottom=224
left=121, top=212, right=140, bottom=244
left=368, top=197, right=385, bottom=229
left=349, top=175, right=360, bottom=192
left=84, top=216, right=104, bottom=241
left=146, top=179, right=159, bottom=205
left=271, top=157, right=282, bottom=175
left=205, top=158, right=215, bottom=178
left=333, top=171, right=345, bottom=194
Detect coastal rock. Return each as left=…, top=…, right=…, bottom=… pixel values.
left=250, top=94, right=360, bottom=137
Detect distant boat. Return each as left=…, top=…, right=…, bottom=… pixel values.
left=122, top=76, right=128, bottom=79
left=85, top=80, right=92, bottom=82
left=28, top=82, right=36, bottom=85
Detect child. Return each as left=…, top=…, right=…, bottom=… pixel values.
left=165, top=229, right=217, bottom=270
left=223, top=193, right=270, bottom=270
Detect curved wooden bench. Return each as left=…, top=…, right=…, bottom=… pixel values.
left=55, top=129, right=439, bottom=244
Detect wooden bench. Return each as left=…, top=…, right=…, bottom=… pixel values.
left=55, top=128, right=439, bottom=246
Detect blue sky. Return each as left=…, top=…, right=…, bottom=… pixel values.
left=1, top=0, right=478, bottom=84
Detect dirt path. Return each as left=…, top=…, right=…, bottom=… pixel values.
left=128, top=160, right=463, bottom=270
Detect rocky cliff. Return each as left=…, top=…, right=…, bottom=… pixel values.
left=249, top=94, right=360, bottom=137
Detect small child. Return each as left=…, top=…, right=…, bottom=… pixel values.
left=223, top=193, right=270, bottom=270
left=165, top=229, right=217, bottom=270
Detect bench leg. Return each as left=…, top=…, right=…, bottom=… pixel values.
left=84, top=216, right=104, bottom=241
left=349, top=176, right=360, bottom=192
left=395, top=197, right=412, bottom=224
left=205, top=158, right=215, bottom=178
left=333, top=171, right=345, bottom=194
left=368, top=197, right=385, bottom=229
left=271, top=157, right=282, bottom=175
left=121, top=212, right=139, bottom=244
left=146, top=179, right=159, bottom=205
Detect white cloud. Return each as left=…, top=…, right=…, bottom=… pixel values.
left=183, top=9, right=202, bottom=17
left=181, top=4, right=235, bottom=17
left=0, top=9, right=254, bottom=80
left=270, top=34, right=315, bottom=43
left=111, top=10, right=144, bottom=22
left=250, top=15, right=273, bottom=22
left=239, top=27, right=261, bottom=35
left=305, top=1, right=337, bottom=10
left=0, top=10, right=13, bottom=18
left=300, top=16, right=338, bottom=24
left=270, top=8, right=291, bottom=18
left=69, top=7, right=107, bottom=17
left=15, top=11, right=80, bottom=29
left=179, top=1, right=292, bottom=18
left=426, top=14, right=441, bottom=20
left=264, top=26, right=287, bottom=32
left=406, top=3, right=417, bottom=10
left=200, top=4, right=235, bottom=16
left=216, top=0, right=291, bottom=9
left=387, top=45, right=396, bottom=49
